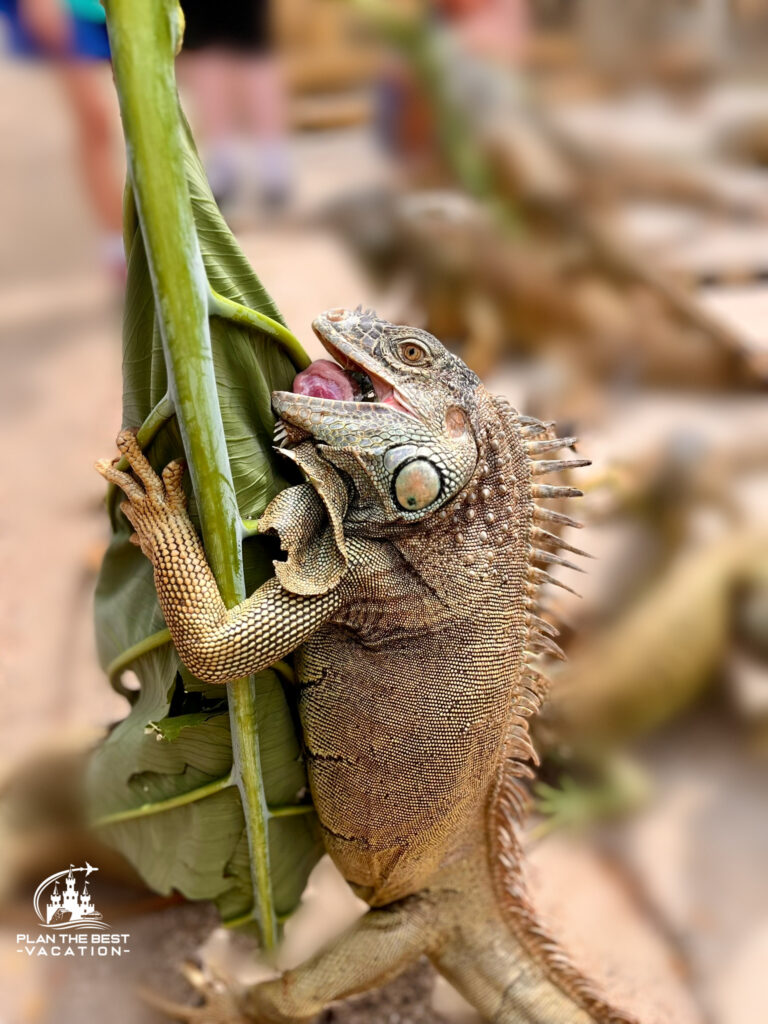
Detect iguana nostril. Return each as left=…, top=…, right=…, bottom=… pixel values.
left=326, top=309, right=348, bottom=323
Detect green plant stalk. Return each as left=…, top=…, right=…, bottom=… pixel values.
left=104, top=0, right=277, bottom=948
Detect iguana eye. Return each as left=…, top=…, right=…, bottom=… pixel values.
left=397, top=340, right=429, bottom=365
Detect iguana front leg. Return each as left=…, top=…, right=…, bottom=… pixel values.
left=96, top=430, right=344, bottom=684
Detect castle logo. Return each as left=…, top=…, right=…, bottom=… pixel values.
left=17, top=862, right=130, bottom=958
left=33, top=862, right=108, bottom=932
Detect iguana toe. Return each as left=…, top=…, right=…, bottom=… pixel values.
left=139, top=960, right=250, bottom=1024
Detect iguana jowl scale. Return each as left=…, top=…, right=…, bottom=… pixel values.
left=97, top=308, right=636, bottom=1024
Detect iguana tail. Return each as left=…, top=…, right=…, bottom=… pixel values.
left=487, top=756, right=639, bottom=1024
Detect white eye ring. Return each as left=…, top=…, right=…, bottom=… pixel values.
left=397, top=340, right=429, bottom=365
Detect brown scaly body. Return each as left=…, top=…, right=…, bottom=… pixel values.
left=98, top=309, right=637, bottom=1024
left=293, top=388, right=534, bottom=906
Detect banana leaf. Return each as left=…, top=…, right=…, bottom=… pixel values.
left=90, top=119, right=322, bottom=933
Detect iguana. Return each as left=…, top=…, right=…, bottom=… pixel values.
left=97, top=307, right=637, bottom=1024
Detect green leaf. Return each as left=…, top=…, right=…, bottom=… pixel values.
left=90, top=72, right=321, bottom=933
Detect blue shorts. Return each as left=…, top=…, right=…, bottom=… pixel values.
left=0, top=1, right=110, bottom=61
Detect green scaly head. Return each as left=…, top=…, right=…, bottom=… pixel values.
left=271, top=307, right=481, bottom=529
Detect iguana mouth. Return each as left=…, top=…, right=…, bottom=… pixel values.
left=270, top=312, right=421, bottom=448
left=284, top=317, right=418, bottom=419
left=292, top=359, right=376, bottom=405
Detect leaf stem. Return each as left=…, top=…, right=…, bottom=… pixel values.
left=93, top=771, right=312, bottom=830
left=267, top=803, right=314, bottom=818
left=107, top=627, right=172, bottom=682
left=240, top=517, right=261, bottom=537
left=117, top=393, right=175, bottom=470
left=104, top=0, right=277, bottom=949
left=270, top=660, right=296, bottom=686
left=94, top=771, right=235, bottom=828
left=208, top=288, right=311, bottom=372
left=107, top=394, right=176, bottom=507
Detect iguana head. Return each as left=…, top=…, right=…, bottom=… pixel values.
left=271, top=307, right=481, bottom=526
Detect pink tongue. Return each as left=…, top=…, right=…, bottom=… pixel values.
left=293, top=359, right=358, bottom=401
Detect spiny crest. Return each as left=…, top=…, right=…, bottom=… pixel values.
left=516, top=410, right=590, bottom=662
left=493, top=401, right=591, bottom=778
left=490, top=762, right=640, bottom=1024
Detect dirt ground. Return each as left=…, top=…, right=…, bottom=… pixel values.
left=1, top=55, right=767, bottom=1024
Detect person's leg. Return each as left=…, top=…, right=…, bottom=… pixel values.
left=240, top=53, right=292, bottom=208
left=240, top=53, right=288, bottom=141
left=56, top=59, right=124, bottom=274
left=56, top=60, right=122, bottom=234
left=178, top=48, right=240, bottom=204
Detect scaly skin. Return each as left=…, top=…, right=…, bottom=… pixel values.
left=98, top=309, right=637, bottom=1024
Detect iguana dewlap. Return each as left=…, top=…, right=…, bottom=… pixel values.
left=98, top=309, right=637, bottom=1024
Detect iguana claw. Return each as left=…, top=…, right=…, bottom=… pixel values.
left=139, top=960, right=250, bottom=1024
left=95, top=428, right=188, bottom=561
